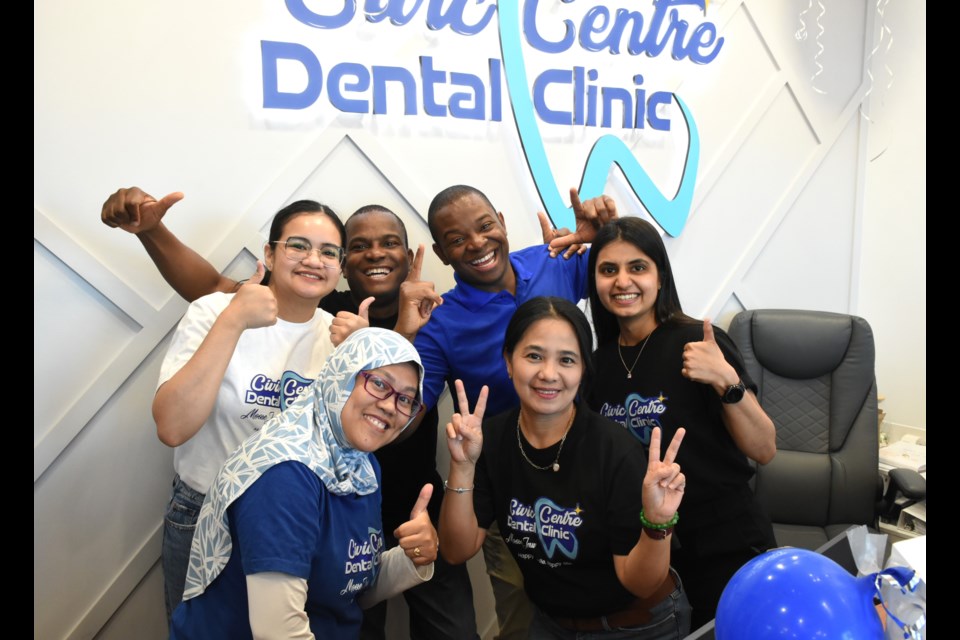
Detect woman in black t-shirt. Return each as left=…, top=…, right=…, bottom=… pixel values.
left=439, top=296, right=691, bottom=639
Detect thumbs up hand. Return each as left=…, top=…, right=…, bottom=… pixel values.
left=330, top=296, right=373, bottom=347
left=394, top=483, right=438, bottom=566
left=681, top=318, right=738, bottom=392
left=225, top=261, right=278, bottom=330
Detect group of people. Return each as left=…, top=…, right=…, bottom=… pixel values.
left=101, top=182, right=778, bottom=639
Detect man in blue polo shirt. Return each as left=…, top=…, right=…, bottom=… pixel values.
left=414, top=185, right=616, bottom=639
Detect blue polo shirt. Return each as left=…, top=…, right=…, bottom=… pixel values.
left=414, top=244, right=589, bottom=416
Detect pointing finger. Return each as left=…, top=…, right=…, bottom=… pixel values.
left=662, top=428, right=685, bottom=466
left=473, top=385, right=489, bottom=422
left=648, top=427, right=662, bottom=467
left=407, top=244, right=425, bottom=282
left=569, top=186, right=583, bottom=215
left=537, top=211, right=555, bottom=245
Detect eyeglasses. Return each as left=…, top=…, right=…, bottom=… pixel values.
left=272, top=238, right=344, bottom=269
left=358, top=371, right=423, bottom=418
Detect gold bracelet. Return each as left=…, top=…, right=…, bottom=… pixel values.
left=443, top=480, right=474, bottom=494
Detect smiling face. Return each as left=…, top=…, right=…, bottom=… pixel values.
left=264, top=212, right=342, bottom=305
left=504, top=317, right=584, bottom=422
left=430, top=193, right=512, bottom=292
left=339, top=362, right=420, bottom=452
left=343, top=210, right=413, bottom=315
left=594, top=239, right=661, bottom=334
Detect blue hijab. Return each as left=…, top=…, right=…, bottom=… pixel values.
left=182, top=327, right=424, bottom=599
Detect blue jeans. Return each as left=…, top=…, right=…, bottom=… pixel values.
left=361, top=531, right=480, bottom=640
left=528, top=569, right=692, bottom=640
left=162, top=475, right=205, bottom=624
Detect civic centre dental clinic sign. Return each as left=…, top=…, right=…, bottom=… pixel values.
left=259, top=0, right=723, bottom=236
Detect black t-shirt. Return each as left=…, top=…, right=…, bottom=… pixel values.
left=320, top=290, right=443, bottom=532
left=589, top=321, right=775, bottom=557
left=474, top=402, right=648, bottom=618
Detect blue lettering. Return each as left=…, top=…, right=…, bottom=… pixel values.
left=261, top=41, right=322, bottom=109
left=285, top=0, right=355, bottom=29
left=524, top=0, right=575, bottom=54
left=329, top=62, right=370, bottom=113
left=533, top=69, right=573, bottom=125
left=420, top=56, right=447, bottom=117
left=372, top=65, right=418, bottom=115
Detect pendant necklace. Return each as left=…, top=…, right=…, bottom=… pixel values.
left=517, top=407, right=575, bottom=473
left=617, top=331, right=652, bottom=379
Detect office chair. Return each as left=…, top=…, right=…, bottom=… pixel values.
left=727, top=309, right=880, bottom=550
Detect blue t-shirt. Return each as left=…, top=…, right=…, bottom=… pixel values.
left=414, top=244, right=589, bottom=415
left=170, top=461, right=384, bottom=639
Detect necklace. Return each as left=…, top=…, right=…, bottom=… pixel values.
left=617, top=331, right=652, bottom=379
left=516, top=408, right=575, bottom=473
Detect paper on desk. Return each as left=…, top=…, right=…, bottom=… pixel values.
left=879, top=440, right=926, bottom=473
left=889, top=535, right=926, bottom=584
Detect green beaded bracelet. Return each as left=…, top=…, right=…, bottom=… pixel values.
left=639, top=508, right=679, bottom=529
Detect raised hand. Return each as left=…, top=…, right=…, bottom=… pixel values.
left=330, top=296, right=373, bottom=347
left=394, top=244, right=443, bottom=340
left=394, top=483, right=439, bottom=566
left=445, top=380, right=488, bottom=466
left=538, top=211, right=586, bottom=259
left=100, top=186, right=184, bottom=235
left=225, top=262, right=278, bottom=330
left=642, top=427, right=686, bottom=523
left=549, top=187, right=619, bottom=252
left=681, top=318, right=738, bottom=391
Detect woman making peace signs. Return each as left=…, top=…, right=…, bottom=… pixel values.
left=439, top=296, right=691, bottom=639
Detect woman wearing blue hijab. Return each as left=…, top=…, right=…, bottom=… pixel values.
left=170, top=328, right=437, bottom=639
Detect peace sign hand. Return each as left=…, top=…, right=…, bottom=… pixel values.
left=395, top=244, right=443, bottom=341
left=642, top=427, right=686, bottom=524
left=445, top=380, right=488, bottom=466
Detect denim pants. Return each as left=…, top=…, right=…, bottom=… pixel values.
left=527, top=569, right=692, bottom=640
left=360, top=530, right=480, bottom=640
left=162, top=474, right=205, bottom=624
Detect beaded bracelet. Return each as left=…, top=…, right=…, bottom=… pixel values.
left=639, top=509, right=678, bottom=540
left=639, top=508, right=679, bottom=528
left=443, top=480, right=474, bottom=494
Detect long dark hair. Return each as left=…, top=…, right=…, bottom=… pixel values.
left=587, top=217, right=695, bottom=346
left=262, top=200, right=345, bottom=286
left=503, top=296, right=595, bottom=400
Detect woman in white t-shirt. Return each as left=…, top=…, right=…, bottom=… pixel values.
left=154, top=200, right=345, bottom=623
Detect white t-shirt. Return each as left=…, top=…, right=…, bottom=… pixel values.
left=157, top=292, right=335, bottom=492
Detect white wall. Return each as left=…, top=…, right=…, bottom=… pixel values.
left=35, top=1, right=925, bottom=637
left=859, top=1, right=926, bottom=437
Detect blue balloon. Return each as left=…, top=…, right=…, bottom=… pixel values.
left=715, top=547, right=884, bottom=639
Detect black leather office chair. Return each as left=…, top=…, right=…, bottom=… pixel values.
left=727, top=309, right=880, bottom=550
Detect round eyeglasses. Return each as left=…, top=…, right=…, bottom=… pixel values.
left=272, top=238, right=344, bottom=269
left=358, top=371, right=423, bottom=418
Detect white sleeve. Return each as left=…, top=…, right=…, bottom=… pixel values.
left=246, top=572, right=315, bottom=640
left=358, top=546, right=434, bottom=609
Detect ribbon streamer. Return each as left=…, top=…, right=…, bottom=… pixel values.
left=862, top=0, right=895, bottom=122
left=795, top=0, right=827, bottom=95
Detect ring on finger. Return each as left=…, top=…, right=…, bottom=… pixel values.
left=414, top=546, right=421, bottom=558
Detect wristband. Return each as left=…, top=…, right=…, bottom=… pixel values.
left=639, top=509, right=679, bottom=529
left=443, top=480, right=474, bottom=494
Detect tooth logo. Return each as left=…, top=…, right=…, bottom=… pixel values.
left=497, top=1, right=701, bottom=237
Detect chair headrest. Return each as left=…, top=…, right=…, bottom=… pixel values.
left=748, top=310, right=854, bottom=379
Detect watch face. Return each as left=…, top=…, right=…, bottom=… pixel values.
left=723, top=383, right=745, bottom=404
